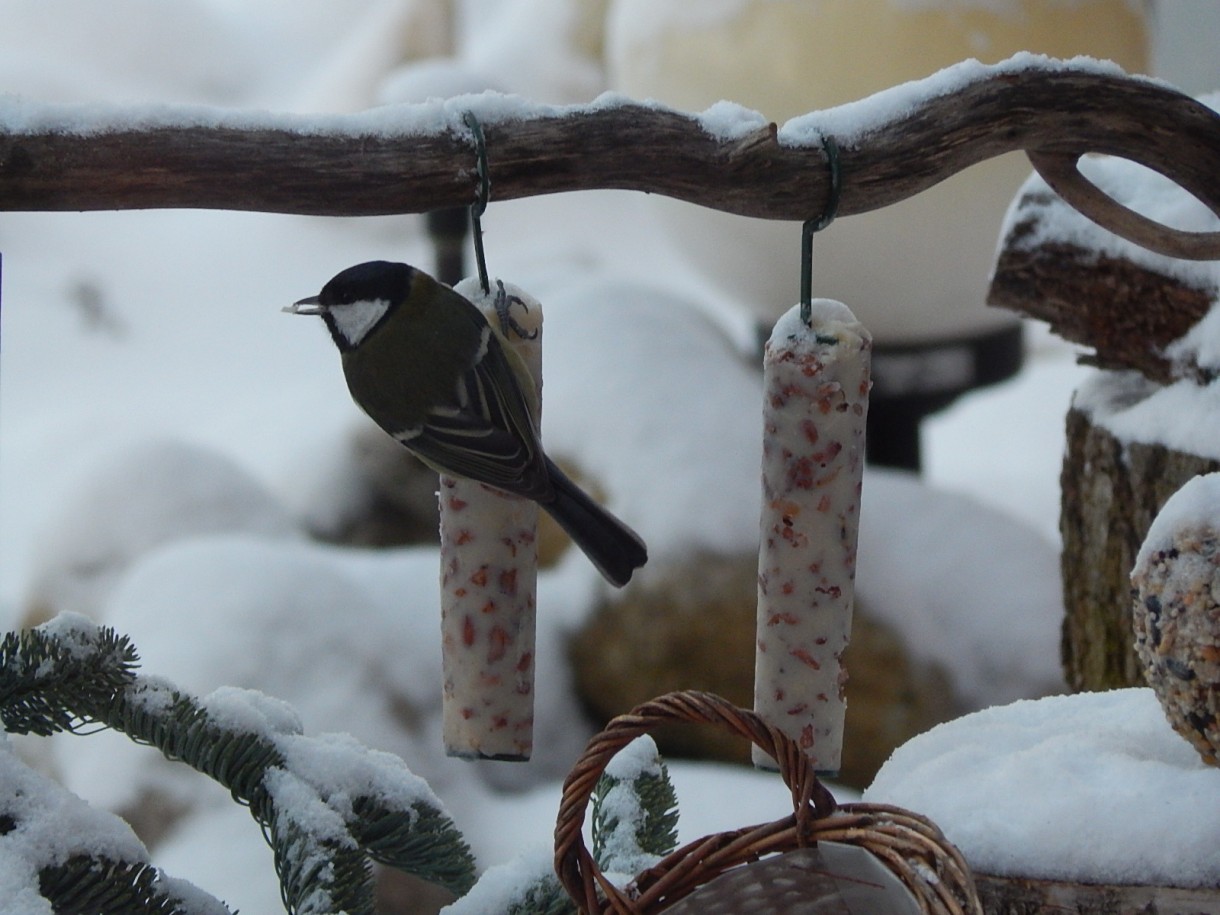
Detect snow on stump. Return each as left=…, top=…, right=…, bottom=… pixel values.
left=989, top=157, right=1220, bottom=692
left=1059, top=383, right=1220, bottom=690
left=865, top=689, right=1220, bottom=914
left=1132, top=472, right=1220, bottom=766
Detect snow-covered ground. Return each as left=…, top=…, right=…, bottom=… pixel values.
left=3, top=2, right=1220, bottom=911
left=866, top=688, right=1220, bottom=887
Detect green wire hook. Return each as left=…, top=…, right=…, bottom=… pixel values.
left=800, top=133, right=842, bottom=325
left=463, top=110, right=492, bottom=296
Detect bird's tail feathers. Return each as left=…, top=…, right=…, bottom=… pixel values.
left=542, top=457, right=647, bottom=587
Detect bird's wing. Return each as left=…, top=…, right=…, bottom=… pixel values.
left=402, top=331, right=553, bottom=501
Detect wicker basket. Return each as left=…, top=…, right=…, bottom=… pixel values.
left=554, top=690, right=982, bottom=914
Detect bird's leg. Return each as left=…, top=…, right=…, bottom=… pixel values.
left=493, top=279, right=538, bottom=340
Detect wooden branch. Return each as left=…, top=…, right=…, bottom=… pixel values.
left=993, top=243, right=1212, bottom=383
left=2, top=63, right=1219, bottom=259
left=990, top=189, right=1218, bottom=384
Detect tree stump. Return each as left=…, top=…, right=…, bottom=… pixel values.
left=1060, top=390, right=1220, bottom=690
left=990, top=167, right=1220, bottom=693
left=974, top=873, right=1220, bottom=914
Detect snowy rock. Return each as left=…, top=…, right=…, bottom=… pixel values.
left=315, top=418, right=597, bottom=575
left=570, top=470, right=1062, bottom=787
left=537, top=276, right=764, bottom=567
left=309, top=422, right=442, bottom=547
left=0, top=0, right=257, bottom=106
left=91, top=537, right=440, bottom=757
left=289, top=0, right=454, bottom=113
left=856, top=469, right=1065, bottom=710
left=457, top=0, right=608, bottom=104
left=23, top=440, right=300, bottom=625
left=865, top=688, right=1220, bottom=889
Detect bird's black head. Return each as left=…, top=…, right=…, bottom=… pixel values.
left=316, top=261, right=413, bottom=308
left=289, top=261, right=416, bottom=351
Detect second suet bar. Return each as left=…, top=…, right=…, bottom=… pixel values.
left=754, top=300, right=872, bottom=774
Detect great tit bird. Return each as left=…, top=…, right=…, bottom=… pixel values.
left=286, top=261, right=647, bottom=587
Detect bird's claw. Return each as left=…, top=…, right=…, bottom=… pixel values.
left=494, top=279, right=538, bottom=340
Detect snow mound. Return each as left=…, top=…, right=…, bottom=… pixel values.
left=24, top=439, right=300, bottom=621
left=865, top=688, right=1220, bottom=887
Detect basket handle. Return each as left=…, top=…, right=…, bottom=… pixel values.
left=554, top=690, right=836, bottom=913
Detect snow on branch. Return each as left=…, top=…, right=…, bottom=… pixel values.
left=990, top=161, right=1220, bottom=384
left=0, top=614, right=476, bottom=914
left=1, top=58, right=1219, bottom=259
left=0, top=736, right=233, bottom=915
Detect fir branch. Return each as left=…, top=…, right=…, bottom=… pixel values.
left=0, top=619, right=138, bottom=735
left=2, top=617, right=478, bottom=913
left=466, top=738, right=681, bottom=915
left=266, top=769, right=375, bottom=915
left=107, top=678, right=287, bottom=811
left=452, top=852, right=576, bottom=915
left=349, top=794, right=476, bottom=897
left=632, top=765, right=680, bottom=859
left=2, top=734, right=234, bottom=915
left=39, top=856, right=204, bottom=915
left=591, top=738, right=679, bottom=875
left=504, top=873, right=577, bottom=915
left=271, top=830, right=372, bottom=915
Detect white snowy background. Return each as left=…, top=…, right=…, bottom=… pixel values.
left=2, top=1, right=1220, bottom=911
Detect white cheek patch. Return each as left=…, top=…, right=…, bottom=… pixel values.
left=330, top=298, right=391, bottom=347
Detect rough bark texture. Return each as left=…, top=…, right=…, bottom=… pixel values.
left=1061, top=406, right=1220, bottom=691
left=975, top=872, right=1220, bottom=914
left=990, top=209, right=1216, bottom=383
left=994, top=163, right=1220, bottom=694
left=2, top=66, right=1220, bottom=262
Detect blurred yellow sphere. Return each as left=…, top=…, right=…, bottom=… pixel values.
left=607, top=0, right=1148, bottom=341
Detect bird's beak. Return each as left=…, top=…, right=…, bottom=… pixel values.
left=283, top=295, right=326, bottom=315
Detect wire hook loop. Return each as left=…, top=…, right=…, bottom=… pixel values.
left=800, top=134, right=842, bottom=325
left=462, top=110, right=492, bottom=295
